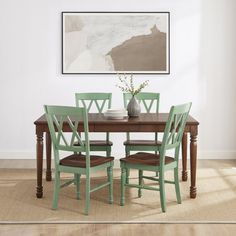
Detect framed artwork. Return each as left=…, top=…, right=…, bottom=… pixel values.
left=62, top=12, right=170, bottom=74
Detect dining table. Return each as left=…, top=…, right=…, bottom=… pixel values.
left=34, top=113, right=199, bottom=199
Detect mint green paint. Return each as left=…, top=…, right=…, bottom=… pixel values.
left=44, top=105, right=114, bottom=215
left=120, top=103, right=192, bottom=212
left=123, top=92, right=161, bottom=183
left=75, top=93, right=112, bottom=157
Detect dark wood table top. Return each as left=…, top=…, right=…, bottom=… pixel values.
left=34, top=113, right=199, bottom=125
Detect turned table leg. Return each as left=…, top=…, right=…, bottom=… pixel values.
left=190, top=134, right=197, bottom=198
left=36, top=132, right=43, bottom=198
left=182, top=132, right=188, bottom=181
left=46, top=132, right=52, bottom=181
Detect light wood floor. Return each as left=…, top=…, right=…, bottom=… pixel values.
left=1, top=223, right=236, bottom=236
left=0, top=159, right=236, bottom=236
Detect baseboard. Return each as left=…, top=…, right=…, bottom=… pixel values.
left=0, top=150, right=235, bottom=168
left=0, top=151, right=236, bottom=160
left=198, top=151, right=236, bottom=159
left=0, top=151, right=36, bottom=159
left=0, top=158, right=121, bottom=169
left=0, top=158, right=236, bottom=169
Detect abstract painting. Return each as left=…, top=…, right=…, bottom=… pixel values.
left=62, top=12, right=170, bottom=74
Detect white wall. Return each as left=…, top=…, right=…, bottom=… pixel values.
left=0, top=0, right=236, bottom=159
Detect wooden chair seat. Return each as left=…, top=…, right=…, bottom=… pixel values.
left=74, top=140, right=113, bottom=147
left=123, top=140, right=161, bottom=146
left=88, top=140, right=113, bottom=146
left=60, top=154, right=114, bottom=168
left=120, top=152, right=174, bottom=166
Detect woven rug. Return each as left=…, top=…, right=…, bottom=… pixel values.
left=0, top=168, right=236, bottom=222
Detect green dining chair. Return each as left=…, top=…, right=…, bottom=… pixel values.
left=120, top=102, right=192, bottom=212
left=44, top=105, right=114, bottom=215
left=123, top=92, right=161, bottom=182
left=75, top=93, right=113, bottom=157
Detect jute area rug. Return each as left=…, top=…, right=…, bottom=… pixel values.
left=0, top=168, right=236, bottom=222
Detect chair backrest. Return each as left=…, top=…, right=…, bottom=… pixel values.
left=75, top=93, right=112, bottom=113
left=159, top=103, right=192, bottom=165
left=44, top=105, right=90, bottom=165
left=123, top=92, right=160, bottom=113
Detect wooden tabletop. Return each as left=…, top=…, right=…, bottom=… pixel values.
left=34, top=113, right=199, bottom=125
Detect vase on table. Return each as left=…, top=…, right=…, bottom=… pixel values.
left=127, top=95, right=141, bottom=117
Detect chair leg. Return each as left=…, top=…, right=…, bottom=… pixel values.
left=155, top=151, right=159, bottom=177
left=138, top=170, right=143, bottom=198
left=159, top=171, right=166, bottom=212
left=174, top=167, right=182, bottom=204
left=120, top=167, right=126, bottom=206
left=125, top=148, right=130, bottom=184
left=125, top=147, right=130, bottom=157
left=52, top=171, right=60, bottom=210
left=126, top=169, right=130, bottom=184
left=107, top=166, right=113, bottom=204
left=75, top=173, right=81, bottom=200
left=106, top=147, right=111, bottom=157
left=85, top=177, right=90, bottom=215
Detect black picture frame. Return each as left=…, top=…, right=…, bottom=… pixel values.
left=61, top=11, right=170, bottom=75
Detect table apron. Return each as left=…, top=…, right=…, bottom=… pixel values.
left=36, top=124, right=195, bottom=134
left=92, top=124, right=167, bottom=132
